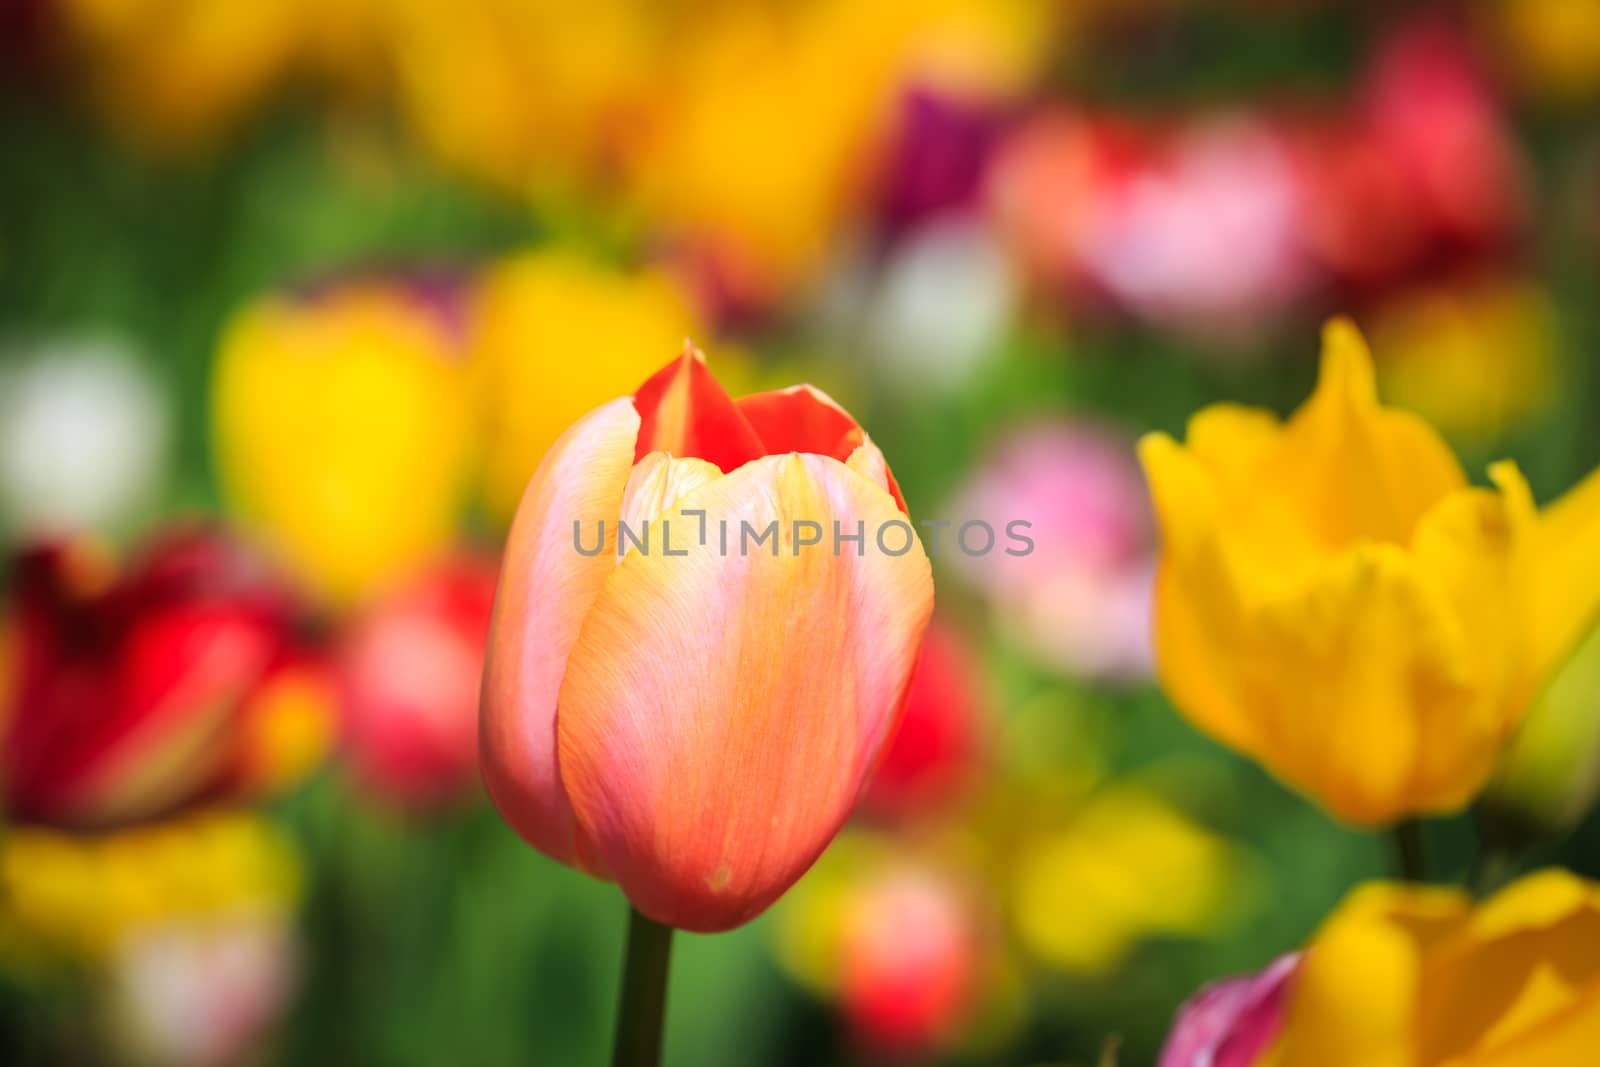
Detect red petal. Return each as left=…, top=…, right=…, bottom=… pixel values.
left=738, top=386, right=908, bottom=511
left=631, top=344, right=765, bottom=472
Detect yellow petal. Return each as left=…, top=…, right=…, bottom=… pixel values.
left=1405, top=480, right=1525, bottom=798
left=556, top=453, right=933, bottom=931
left=1528, top=464, right=1600, bottom=684
left=1271, top=319, right=1466, bottom=550
left=1140, top=433, right=1260, bottom=755
left=1245, top=545, right=1481, bottom=825
left=1279, top=882, right=1468, bottom=1067
left=1418, top=870, right=1600, bottom=1062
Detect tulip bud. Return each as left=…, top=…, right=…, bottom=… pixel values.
left=1480, top=616, right=1600, bottom=844
left=481, top=345, right=933, bottom=932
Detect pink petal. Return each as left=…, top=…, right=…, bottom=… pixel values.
left=481, top=398, right=640, bottom=869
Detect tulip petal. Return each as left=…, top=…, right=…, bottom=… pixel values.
left=1141, top=433, right=1261, bottom=755
left=481, top=398, right=640, bottom=869
left=1273, top=319, right=1465, bottom=548
left=556, top=453, right=933, bottom=931
left=1281, top=883, right=1468, bottom=1067
left=632, top=345, right=766, bottom=472
left=1420, top=870, right=1600, bottom=1062
left=1159, top=954, right=1298, bottom=1067
left=739, top=385, right=909, bottom=511
left=617, top=453, right=724, bottom=562
left=1249, top=545, right=1482, bottom=824
left=736, top=385, right=862, bottom=458
left=1406, top=481, right=1524, bottom=798
left=1528, top=463, right=1600, bottom=684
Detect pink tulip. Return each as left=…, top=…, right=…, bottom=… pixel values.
left=1159, top=954, right=1298, bottom=1067
left=481, top=345, right=934, bottom=932
left=951, top=422, right=1155, bottom=682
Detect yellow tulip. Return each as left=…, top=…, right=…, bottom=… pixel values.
left=471, top=250, right=702, bottom=522
left=0, top=811, right=299, bottom=966
left=1486, top=0, right=1600, bottom=102
left=624, top=0, right=1055, bottom=296
left=213, top=280, right=475, bottom=605
left=1268, top=869, right=1600, bottom=1067
left=1140, top=319, right=1600, bottom=825
left=1010, top=785, right=1244, bottom=974
left=57, top=0, right=304, bottom=149
left=1369, top=276, right=1555, bottom=442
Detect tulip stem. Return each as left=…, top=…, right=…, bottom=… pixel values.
left=612, top=905, right=674, bottom=1067
left=1392, top=819, right=1427, bottom=883
left=1467, top=845, right=1519, bottom=898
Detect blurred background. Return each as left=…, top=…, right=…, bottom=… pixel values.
left=1, top=1, right=1598, bottom=1064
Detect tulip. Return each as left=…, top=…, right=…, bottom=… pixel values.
left=212, top=276, right=475, bottom=606
left=339, top=555, right=498, bottom=809
left=1, top=528, right=330, bottom=830
left=480, top=343, right=933, bottom=933
left=0, top=809, right=300, bottom=965
left=952, top=421, right=1155, bottom=682
left=839, top=867, right=980, bottom=1056
left=1009, top=784, right=1244, bottom=974
left=1159, top=954, right=1297, bottom=1067
left=1368, top=275, right=1555, bottom=441
left=986, top=110, right=1311, bottom=334
left=1486, top=0, right=1600, bottom=102
left=772, top=835, right=995, bottom=1060
left=470, top=250, right=702, bottom=522
left=855, top=215, right=1017, bottom=395
left=0, top=335, right=169, bottom=539
left=109, top=911, right=298, bottom=1067
left=1140, top=319, right=1600, bottom=826
left=1264, top=869, right=1600, bottom=1066
left=55, top=0, right=305, bottom=149
left=858, top=619, right=986, bottom=820
left=626, top=0, right=1057, bottom=308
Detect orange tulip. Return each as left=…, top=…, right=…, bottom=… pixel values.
left=481, top=345, right=933, bottom=932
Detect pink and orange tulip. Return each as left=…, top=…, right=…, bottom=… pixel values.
left=481, top=346, right=934, bottom=932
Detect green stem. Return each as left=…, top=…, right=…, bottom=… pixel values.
left=1392, top=819, right=1427, bottom=883
left=612, top=906, right=675, bottom=1067
left=1467, top=845, right=1519, bottom=899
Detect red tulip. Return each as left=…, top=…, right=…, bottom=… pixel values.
left=840, top=867, right=979, bottom=1057
left=859, top=620, right=985, bottom=820
left=339, top=555, right=497, bottom=809
left=481, top=345, right=933, bottom=932
left=1, top=528, right=325, bottom=830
